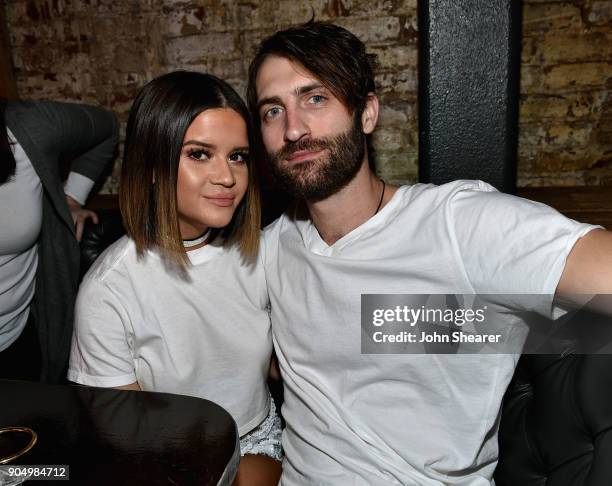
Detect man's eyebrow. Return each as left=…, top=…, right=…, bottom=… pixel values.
left=256, top=83, right=327, bottom=111
left=256, top=96, right=283, bottom=111
left=295, top=83, right=325, bottom=96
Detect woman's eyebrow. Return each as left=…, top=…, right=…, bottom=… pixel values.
left=183, top=141, right=250, bottom=152
left=182, top=140, right=214, bottom=147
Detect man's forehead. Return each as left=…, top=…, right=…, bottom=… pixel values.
left=256, top=55, right=323, bottom=100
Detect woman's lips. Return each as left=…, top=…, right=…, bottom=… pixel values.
left=205, top=196, right=235, bottom=207
left=285, top=149, right=325, bottom=164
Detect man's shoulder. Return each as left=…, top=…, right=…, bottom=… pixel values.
left=403, top=180, right=498, bottom=202
left=260, top=180, right=498, bottom=235
left=262, top=209, right=298, bottom=238
left=377, top=181, right=499, bottom=222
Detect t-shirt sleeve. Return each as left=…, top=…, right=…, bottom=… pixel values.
left=68, top=276, right=137, bottom=387
left=448, top=181, right=601, bottom=317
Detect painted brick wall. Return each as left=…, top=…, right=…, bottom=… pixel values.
left=4, top=0, right=611, bottom=192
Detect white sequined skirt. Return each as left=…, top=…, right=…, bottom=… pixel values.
left=239, top=394, right=283, bottom=461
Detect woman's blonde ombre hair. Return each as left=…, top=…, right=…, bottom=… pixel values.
left=119, top=71, right=261, bottom=268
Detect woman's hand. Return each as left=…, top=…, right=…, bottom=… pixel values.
left=65, top=195, right=98, bottom=241
left=269, top=354, right=281, bottom=382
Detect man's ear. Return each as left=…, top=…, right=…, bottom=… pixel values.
left=360, top=93, right=379, bottom=135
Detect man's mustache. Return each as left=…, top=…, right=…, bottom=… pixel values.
left=272, top=138, right=331, bottom=162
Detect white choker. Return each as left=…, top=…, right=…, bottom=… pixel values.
left=182, top=230, right=211, bottom=248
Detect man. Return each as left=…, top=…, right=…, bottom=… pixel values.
left=247, top=22, right=612, bottom=484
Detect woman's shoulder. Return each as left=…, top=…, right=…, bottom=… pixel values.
left=192, top=232, right=265, bottom=264
left=5, top=100, right=59, bottom=132
left=80, top=235, right=136, bottom=285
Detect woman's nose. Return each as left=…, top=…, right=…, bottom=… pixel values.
left=211, top=159, right=236, bottom=187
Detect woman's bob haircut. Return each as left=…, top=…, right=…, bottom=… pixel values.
left=119, top=71, right=261, bottom=267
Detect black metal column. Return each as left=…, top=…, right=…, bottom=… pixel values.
left=418, top=0, right=522, bottom=193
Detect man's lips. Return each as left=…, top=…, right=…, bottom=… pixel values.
left=285, top=149, right=325, bottom=164
left=205, top=195, right=235, bottom=207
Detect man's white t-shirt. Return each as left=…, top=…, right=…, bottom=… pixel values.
left=68, top=236, right=272, bottom=436
left=262, top=180, right=599, bottom=485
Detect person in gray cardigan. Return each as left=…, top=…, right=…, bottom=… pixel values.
left=0, top=98, right=118, bottom=383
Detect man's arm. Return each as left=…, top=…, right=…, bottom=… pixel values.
left=557, top=229, right=612, bottom=295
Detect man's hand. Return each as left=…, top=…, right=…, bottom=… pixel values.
left=65, top=195, right=98, bottom=241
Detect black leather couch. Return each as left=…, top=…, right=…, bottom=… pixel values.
left=496, top=353, right=612, bottom=485
left=80, top=209, right=612, bottom=486
left=80, top=209, right=126, bottom=279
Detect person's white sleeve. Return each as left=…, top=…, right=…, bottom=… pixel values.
left=64, top=171, right=95, bottom=205
left=68, top=276, right=137, bottom=387
left=448, top=181, right=601, bottom=317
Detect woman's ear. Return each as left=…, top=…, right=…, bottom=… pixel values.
left=360, top=93, right=379, bottom=135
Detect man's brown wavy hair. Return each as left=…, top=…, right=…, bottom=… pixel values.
left=247, top=21, right=377, bottom=129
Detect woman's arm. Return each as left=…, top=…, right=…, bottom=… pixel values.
left=38, top=101, right=119, bottom=239
left=68, top=272, right=139, bottom=389
left=269, top=353, right=281, bottom=382
left=115, top=382, right=141, bottom=391
left=37, top=100, right=119, bottom=183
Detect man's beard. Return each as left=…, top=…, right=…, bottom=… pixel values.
left=267, top=117, right=365, bottom=201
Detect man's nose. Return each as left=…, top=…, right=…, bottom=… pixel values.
left=284, top=106, right=309, bottom=143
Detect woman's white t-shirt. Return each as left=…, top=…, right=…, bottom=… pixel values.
left=68, top=235, right=272, bottom=436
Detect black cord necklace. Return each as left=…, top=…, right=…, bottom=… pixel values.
left=374, top=179, right=386, bottom=216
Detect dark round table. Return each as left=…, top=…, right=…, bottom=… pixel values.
left=0, top=380, right=239, bottom=485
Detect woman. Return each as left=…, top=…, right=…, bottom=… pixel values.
left=68, top=72, right=282, bottom=484
left=0, top=98, right=117, bottom=383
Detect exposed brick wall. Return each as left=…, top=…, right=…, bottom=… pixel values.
left=4, top=0, right=611, bottom=193
left=520, top=0, right=612, bottom=186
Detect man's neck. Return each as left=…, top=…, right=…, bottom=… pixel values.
left=306, top=162, right=398, bottom=246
